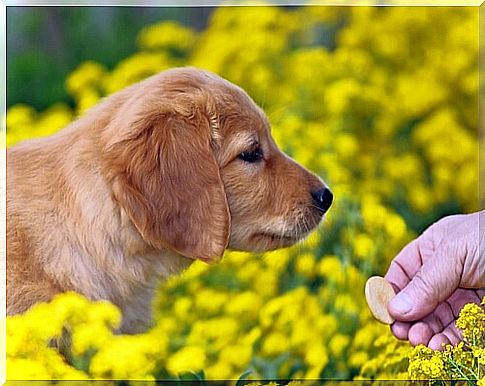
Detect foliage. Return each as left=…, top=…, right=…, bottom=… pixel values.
left=358, top=300, right=485, bottom=384
left=6, top=5, right=480, bottom=382
left=7, top=7, right=211, bottom=110
left=408, top=301, right=485, bottom=385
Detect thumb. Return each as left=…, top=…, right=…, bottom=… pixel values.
left=388, top=242, right=462, bottom=322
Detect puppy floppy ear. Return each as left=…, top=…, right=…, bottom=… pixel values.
left=103, top=98, right=230, bottom=264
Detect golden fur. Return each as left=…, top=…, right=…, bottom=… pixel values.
left=7, top=67, right=330, bottom=333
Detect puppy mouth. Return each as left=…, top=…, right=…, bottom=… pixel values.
left=254, top=231, right=303, bottom=243
left=253, top=212, right=325, bottom=245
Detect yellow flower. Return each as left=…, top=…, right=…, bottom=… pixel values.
left=241, top=326, right=262, bottom=347
left=353, top=233, right=374, bottom=259
left=166, top=346, right=206, bottom=376
left=295, top=253, right=316, bottom=278
left=317, top=255, right=342, bottom=278
left=65, top=61, right=106, bottom=96
left=334, top=134, right=359, bottom=158
left=314, top=315, right=338, bottom=341
left=90, top=334, right=166, bottom=379
left=205, top=360, right=233, bottom=379
left=194, top=288, right=228, bottom=315
left=173, top=297, right=193, bottom=320
left=408, top=346, right=445, bottom=380
left=349, top=351, right=369, bottom=369
left=262, top=331, right=289, bottom=357
left=76, top=88, right=101, bottom=114
left=325, top=78, right=362, bottom=115
left=103, top=52, right=173, bottom=94
left=290, top=319, right=314, bottom=347
left=329, top=334, right=350, bottom=357
left=187, top=317, right=239, bottom=350
left=220, top=343, right=252, bottom=368
left=304, top=344, right=328, bottom=369
left=225, top=291, right=261, bottom=317
left=456, top=301, right=485, bottom=342
left=137, top=21, right=197, bottom=52
left=6, top=104, right=36, bottom=128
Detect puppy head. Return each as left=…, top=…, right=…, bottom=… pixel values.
left=209, top=74, right=331, bottom=253
left=103, top=67, right=331, bottom=263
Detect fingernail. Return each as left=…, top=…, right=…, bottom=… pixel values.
left=389, top=292, right=413, bottom=315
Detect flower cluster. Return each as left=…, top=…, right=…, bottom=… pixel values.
left=7, top=292, right=118, bottom=380
left=408, top=300, right=485, bottom=384
left=6, top=5, right=480, bottom=382
left=354, top=299, right=485, bottom=384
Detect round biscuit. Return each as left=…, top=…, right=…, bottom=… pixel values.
left=365, top=276, right=395, bottom=324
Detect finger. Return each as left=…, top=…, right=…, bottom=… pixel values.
left=415, top=307, right=446, bottom=336
left=385, top=240, right=422, bottom=291
left=427, top=301, right=454, bottom=333
left=428, top=333, right=451, bottom=351
left=408, top=322, right=434, bottom=346
left=407, top=301, right=455, bottom=347
left=428, top=320, right=462, bottom=351
left=446, top=288, right=482, bottom=319
left=388, top=243, right=462, bottom=322
left=385, top=260, right=412, bottom=293
left=441, top=322, right=463, bottom=346
left=425, top=289, right=479, bottom=350
left=477, top=288, right=485, bottom=300
left=391, top=321, right=411, bottom=340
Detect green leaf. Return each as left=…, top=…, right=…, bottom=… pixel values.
left=235, top=370, right=253, bottom=386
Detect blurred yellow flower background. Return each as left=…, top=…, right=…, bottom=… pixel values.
left=6, top=5, right=482, bottom=383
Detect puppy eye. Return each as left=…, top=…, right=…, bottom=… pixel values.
left=239, top=147, right=263, bottom=163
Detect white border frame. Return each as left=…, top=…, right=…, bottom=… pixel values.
left=2, top=2, right=483, bottom=384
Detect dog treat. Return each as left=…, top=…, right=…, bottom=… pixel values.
left=365, top=276, right=395, bottom=324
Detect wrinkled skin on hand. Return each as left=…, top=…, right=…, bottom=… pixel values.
left=385, top=211, right=484, bottom=350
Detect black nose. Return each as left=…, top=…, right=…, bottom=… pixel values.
left=311, top=187, right=333, bottom=212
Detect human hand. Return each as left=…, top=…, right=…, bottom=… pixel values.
left=384, top=211, right=484, bottom=350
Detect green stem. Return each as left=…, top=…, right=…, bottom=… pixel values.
left=447, top=357, right=471, bottom=382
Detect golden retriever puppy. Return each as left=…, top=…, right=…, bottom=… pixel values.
left=7, top=67, right=333, bottom=333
